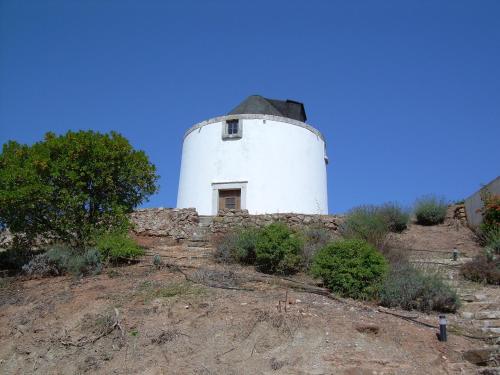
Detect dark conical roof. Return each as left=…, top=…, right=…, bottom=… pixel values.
left=228, top=95, right=307, bottom=122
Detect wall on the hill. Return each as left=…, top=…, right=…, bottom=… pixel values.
left=464, top=176, right=500, bottom=228
left=210, top=209, right=340, bottom=235
left=129, top=208, right=342, bottom=243
left=130, top=208, right=199, bottom=241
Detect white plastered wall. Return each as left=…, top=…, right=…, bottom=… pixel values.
left=177, top=115, right=328, bottom=215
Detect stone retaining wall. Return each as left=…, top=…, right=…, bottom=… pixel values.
left=211, top=209, right=341, bottom=235
left=129, top=208, right=342, bottom=243
left=129, top=208, right=199, bottom=240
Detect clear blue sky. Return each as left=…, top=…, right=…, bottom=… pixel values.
left=1, top=0, right=499, bottom=213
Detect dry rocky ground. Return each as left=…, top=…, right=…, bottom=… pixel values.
left=0, top=221, right=499, bottom=374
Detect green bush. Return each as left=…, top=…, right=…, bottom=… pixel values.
left=255, top=223, right=303, bottom=275
left=378, top=202, right=410, bottom=233
left=96, top=231, right=144, bottom=263
left=476, top=226, right=500, bottom=254
left=414, top=195, right=448, bottom=226
left=213, top=227, right=259, bottom=264
left=479, top=192, right=500, bottom=228
left=380, top=263, right=460, bottom=312
left=340, top=205, right=389, bottom=248
left=65, top=248, right=102, bottom=276
left=311, top=239, right=388, bottom=299
left=300, top=226, right=334, bottom=270
left=461, top=253, right=500, bottom=285
left=23, top=245, right=102, bottom=277
left=47, top=245, right=102, bottom=276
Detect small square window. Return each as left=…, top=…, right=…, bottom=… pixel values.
left=222, top=119, right=242, bottom=139
left=227, top=120, right=239, bottom=135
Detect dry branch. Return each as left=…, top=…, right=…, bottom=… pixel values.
left=60, top=308, right=124, bottom=347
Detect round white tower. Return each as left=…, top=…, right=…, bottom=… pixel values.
left=177, top=95, right=328, bottom=215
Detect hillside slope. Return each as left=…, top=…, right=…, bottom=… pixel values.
left=0, top=221, right=498, bottom=374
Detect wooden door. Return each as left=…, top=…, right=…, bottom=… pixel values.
left=218, top=189, right=241, bottom=210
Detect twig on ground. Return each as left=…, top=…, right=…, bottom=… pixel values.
left=59, top=308, right=124, bottom=347
left=377, top=307, right=436, bottom=328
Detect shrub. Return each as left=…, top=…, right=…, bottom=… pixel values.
left=476, top=225, right=500, bottom=253
left=480, top=192, right=500, bottom=228
left=300, top=226, right=335, bottom=270
left=65, top=248, right=102, bottom=276
left=255, top=223, right=303, bottom=275
left=96, top=231, right=144, bottom=263
left=213, top=227, right=259, bottom=264
left=311, top=239, right=388, bottom=299
left=340, top=205, right=389, bottom=249
left=461, top=254, right=500, bottom=285
left=0, top=131, right=159, bottom=248
left=48, top=245, right=102, bottom=276
left=414, top=195, right=448, bottom=226
left=23, top=245, right=102, bottom=277
left=380, top=263, right=460, bottom=312
left=378, top=202, right=410, bottom=233
left=487, top=228, right=500, bottom=255
left=22, top=253, right=63, bottom=277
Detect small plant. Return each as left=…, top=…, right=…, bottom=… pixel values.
left=414, top=195, right=448, bottom=226
left=311, top=239, right=388, bottom=299
left=380, top=263, right=460, bottom=312
left=479, top=191, right=500, bottom=228
left=213, top=227, right=260, bottom=264
left=107, top=269, right=121, bottom=278
left=129, top=329, right=139, bottom=337
left=378, top=202, right=410, bottom=233
left=300, top=226, right=334, bottom=270
left=461, top=253, right=500, bottom=285
left=0, top=277, right=11, bottom=289
left=340, top=205, right=389, bottom=249
left=23, top=245, right=102, bottom=277
left=152, top=253, right=162, bottom=268
left=22, top=252, right=63, bottom=277
left=96, top=231, right=144, bottom=263
left=480, top=226, right=500, bottom=255
left=476, top=190, right=500, bottom=252
left=255, top=223, right=303, bottom=275
left=66, top=248, right=102, bottom=276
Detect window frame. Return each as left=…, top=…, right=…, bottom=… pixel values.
left=222, top=118, right=243, bottom=140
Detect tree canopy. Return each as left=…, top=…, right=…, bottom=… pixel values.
left=0, top=130, right=159, bottom=248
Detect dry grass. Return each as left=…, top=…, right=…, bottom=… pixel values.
left=138, top=280, right=206, bottom=303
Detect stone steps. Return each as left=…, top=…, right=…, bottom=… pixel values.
left=182, top=216, right=213, bottom=249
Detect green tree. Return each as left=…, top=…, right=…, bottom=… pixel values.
left=0, top=131, right=159, bottom=248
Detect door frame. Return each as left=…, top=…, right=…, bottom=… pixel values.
left=211, top=181, right=247, bottom=215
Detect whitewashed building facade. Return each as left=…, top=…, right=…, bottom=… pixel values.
left=177, top=95, right=328, bottom=215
